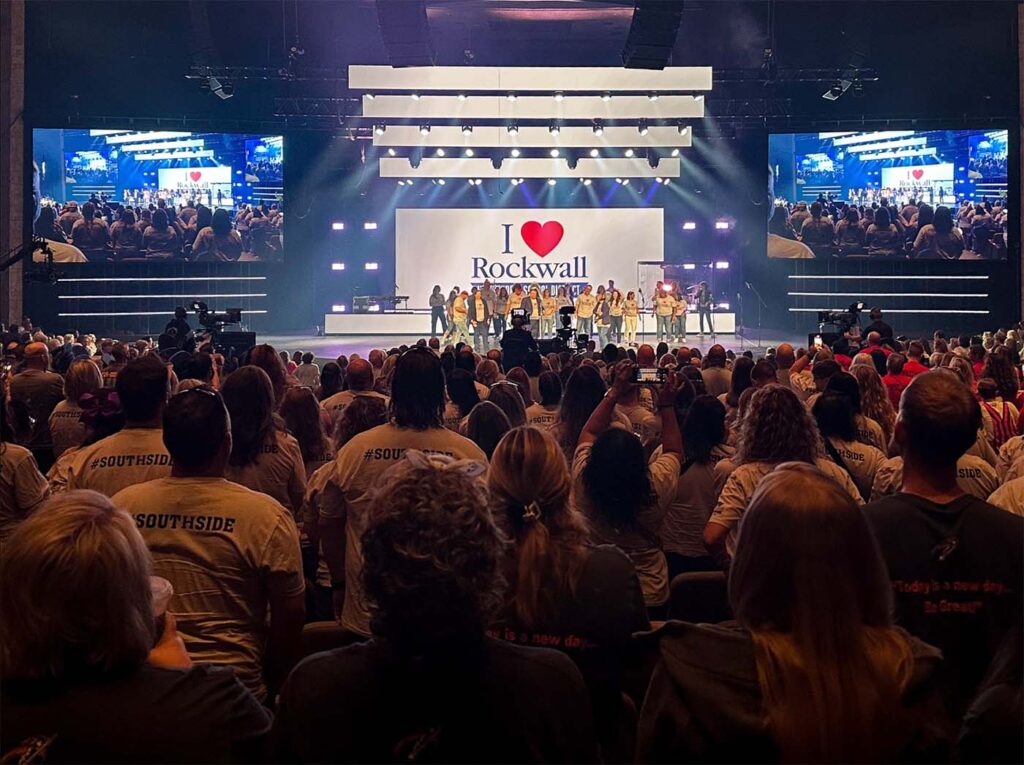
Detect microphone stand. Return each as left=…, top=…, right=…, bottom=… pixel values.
left=745, top=281, right=767, bottom=349
left=637, top=287, right=645, bottom=345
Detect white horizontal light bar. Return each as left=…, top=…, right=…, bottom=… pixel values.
left=59, top=293, right=268, bottom=299
left=818, top=132, right=858, bottom=139
left=362, top=95, right=704, bottom=120
left=58, top=310, right=269, bottom=317
left=380, top=156, right=680, bottom=179
left=830, top=131, right=916, bottom=146
left=788, top=275, right=988, bottom=280
left=788, top=292, right=988, bottom=298
left=350, top=65, right=713, bottom=92
left=859, top=147, right=937, bottom=161
left=104, top=131, right=192, bottom=144
left=132, top=150, right=215, bottom=160
left=89, top=130, right=135, bottom=137
left=122, top=139, right=206, bottom=152
left=59, top=276, right=267, bottom=283
left=846, top=137, right=927, bottom=153
left=372, top=125, right=691, bottom=149
left=790, top=308, right=989, bottom=315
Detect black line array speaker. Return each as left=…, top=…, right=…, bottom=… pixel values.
left=622, top=0, right=685, bottom=70
left=375, top=0, right=435, bottom=67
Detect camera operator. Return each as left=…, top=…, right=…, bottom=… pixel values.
left=162, top=307, right=196, bottom=353
left=500, top=309, right=538, bottom=372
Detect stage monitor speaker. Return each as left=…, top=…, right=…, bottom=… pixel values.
left=622, top=0, right=685, bottom=70
left=375, top=0, right=435, bottom=67
left=214, top=331, right=257, bottom=358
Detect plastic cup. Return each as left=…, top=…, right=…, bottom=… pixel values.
left=150, top=575, right=174, bottom=642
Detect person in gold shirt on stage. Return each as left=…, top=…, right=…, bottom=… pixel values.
left=575, top=285, right=597, bottom=337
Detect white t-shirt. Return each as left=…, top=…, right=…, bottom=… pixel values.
left=986, top=477, right=1024, bottom=516
left=48, top=400, right=87, bottom=458
left=570, top=442, right=679, bottom=607
left=869, top=455, right=999, bottom=501
left=320, top=389, right=389, bottom=424
left=293, top=363, right=321, bottom=389
left=46, top=446, right=78, bottom=494
left=709, top=459, right=862, bottom=556
left=653, top=443, right=735, bottom=558
left=0, top=443, right=49, bottom=541
left=996, top=435, right=1024, bottom=479
left=575, top=293, right=597, bottom=319
left=616, top=402, right=661, bottom=444
left=224, top=430, right=306, bottom=514
left=302, top=461, right=338, bottom=588
left=113, top=477, right=303, bottom=700
left=855, top=414, right=888, bottom=453
left=825, top=437, right=886, bottom=500
left=325, top=423, right=487, bottom=635
left=525, top=402, right=559, bottom=428
left=66, top=427, right=172, bottom=497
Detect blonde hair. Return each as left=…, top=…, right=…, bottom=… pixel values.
left=0, top=491, right=154, bottom=681
left=851, top=365, right=896, bottom=446
left=64, top=358, right=103, bottom=403
left=488, top=427, right=589, bottom=626
left=730, top=463, right=914, bottom=762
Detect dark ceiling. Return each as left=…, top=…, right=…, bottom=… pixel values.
left=25, top=0, right=1020, bottom=128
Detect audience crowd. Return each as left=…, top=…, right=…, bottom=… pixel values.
left=0, top=308, right=1021, bottom=763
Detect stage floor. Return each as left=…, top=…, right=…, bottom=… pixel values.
left=261, top=328, right=803, bottom=362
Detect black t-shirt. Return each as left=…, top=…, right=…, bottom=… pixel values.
left=272, top=636, right=597, bottom=763
left=1, top=663, right=270, bottom=763
left=864, top=319, right=894, bottom=339
left=500, top=327, right=537, bottom=372
left=864, top=492, right=1022, bottom=716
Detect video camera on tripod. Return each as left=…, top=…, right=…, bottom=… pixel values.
left=555, top=305, right=589, bottom=353
left=817, top=301, right=865, bottom=333
left=189, top=301, right=242, bottom=331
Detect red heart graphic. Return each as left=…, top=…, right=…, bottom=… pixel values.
left=520, top=221, right=564, bottom=258
left=911, top=168, right=924, bottom=180
left=189, top=171, right=202, bottom=182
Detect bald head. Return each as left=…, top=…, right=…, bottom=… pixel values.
left=775, top=343, right=795, bottom=369
left=636, top=344, right=656, bottom=367
left=867, top=331, right=882, bottom=346
left=23, top=342, right=50, bottom=370
left=898, top=370, right=980, bottom=468
left=346, top=359, right=374, bottom=391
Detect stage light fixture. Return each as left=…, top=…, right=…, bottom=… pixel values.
left=589, top=148, right=599, bottom=158
left=368, top=304, right=381, bottom=312
left=648, top=93, right=659, bottom=102
left=554, top=92, right=564, bottom=102
left=718, top=302, right=730, bottom=310
left=715, top=261, right=730, bottom=269
left=660, top=178, right=671, bottom=186
left=374, top=124, right=386, bottom=136
left=510, top=148, right=521, bottom=158
left=621, top=178, right=630, bottom=186
left=464, top=148, right=474, bottom=157
left=331, top=222, right=345, bottom=231
left=410, top=93, right=421, bottom=100
left=365, top=262, right=379, bottom=270
left=682, top=221, right=697, bottom=230
left=664, top=284, right=674, bottom=293
left=510, top=178, right=520, bottom=186
left=467, top=179, right=475, bottom=186
left=655, top=177, right=663, bottom=184
left=507, top=123, right=519, bottom=134
left=671, top=148, right=680, bottom=157
left=397, top=180, right=406, bottom=186
left=625, top=148, right=635, bottom=158
left=593, top=121, right=604, bottom=136
left=550, top=148, right=560, bottom=158
left=615, top=177, right=623, bottom=184
left=332, top=304, right=347, bottom=312
left=507, top=93, right=517, bottom=101
left=547, top=178, right=557, bottom=186
left=715, top=220, right=730, bottom=230
left=435, top=148, right=445, bottom=157
left=683, top=263, right=696, bottom=270
left=387, top=148, right=397, bottom=156
left=462, top=125, right=473, bottom=136
left=457, top=93, right=467, bottom=101
left=437, top=178, right=446, bottom=185
left=419, top=124, right=430, bottom=135
left=638, top=122, right=649, bottom=136
left=582, top=178, right=592, bottom=186
left=549, top=124, right=560, bottom=135
left=405, top=178, right=414, bottom=185
left=600, top=92, right=611, bottom=102
left=331, top=262, right=346, bottom=271
left=364, top=222, right=378, bottom=230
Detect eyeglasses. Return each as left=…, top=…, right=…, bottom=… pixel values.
left=174, top=385, right=217, bottom=398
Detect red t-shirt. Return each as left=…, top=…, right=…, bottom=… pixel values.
left=882, top=373, right=912, bottom=409
left=834, top=354, right=853, bottom=371
left=903, top=359, right=929, bottom=377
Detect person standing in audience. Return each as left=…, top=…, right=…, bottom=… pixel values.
left=280, top=387, right=335, bottom=478
left=573, top=362, right=684, bottom=614
left=46, top=358, right=101, bottom=460
left=813, top=392, right=887, bottom=501
left=9, top=342, right=65, bottom=472
left=292, top=352, right=320, bottom=390
left=66, top=355, right=171, bottom=496
left=704, top=385, right=863, bottom=561
left=0, top=390, right=49, bottom=542
left=0, top=491, right=272, bottom=762
left=826, top=371, right=889, bottom=452
left=220, top=367, right=306, bottom=515
left=865, top=371, right=1023, bottom=722
left=275, top=453, right=597, bottom=763
left=112, top=387, right=304, bottom=704
left=320, top=358, right=388, bottom=425
left=247, top=344, right=294, bottom=407
left=552, top=365, right=631, bottom=459
left=485, top=380, right=528, bottom=428
left=700, top=344, right=732, bottom=398
left=525, top=371, right=562, bottom=427
left=977, top=377, right=1019, bottom=451
left=851, top=363, right=897, bottom=448
left=319, top=348, right=487, bottom=639
left=639, top=464, right=948, bottom=763
left=464, top=401, right=511, bottom=459
left=882, top=353, right=913, bottom=409
left=488, top=426, right=647, bottom=761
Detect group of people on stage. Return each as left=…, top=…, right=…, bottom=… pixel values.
left=122, top=186, right=230, bottom=211
left=429, top=279, right=716, bottom=351
left=846, top=185, right=953, bottom=208
left=769, top=195, right=1008, bottom=260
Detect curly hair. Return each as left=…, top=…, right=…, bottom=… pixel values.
left=361, top=461, right=506, bottom=651
left=982, top=348, right=1019, bottom=402
left=851, top=365, right=895, bottom=446
left=333, top=395, right=388, bottom=449
left=488, top=427, right=589, bottom=627
left=735, top=384, right=819, bottom=466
